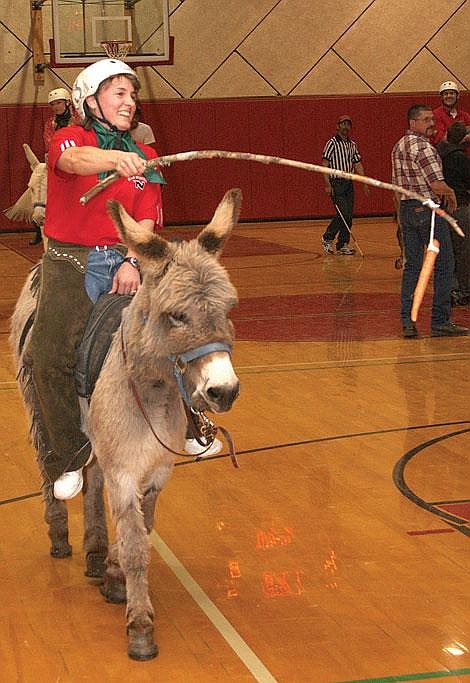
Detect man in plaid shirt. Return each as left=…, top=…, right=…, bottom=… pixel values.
left=391, top=104, right=468, bottom=338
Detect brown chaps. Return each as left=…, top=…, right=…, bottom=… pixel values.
left=26, top=241, right=94, bottom=483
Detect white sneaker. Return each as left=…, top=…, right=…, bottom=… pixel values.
left=337, top=245, right=355, bottom=255
left=53, top=453, right=93, bottom=500
left=321, top=238, right=335, bottom=254
left=184, top=437, right=223, bottom=457
left=53, top=469, right=84, bottom=500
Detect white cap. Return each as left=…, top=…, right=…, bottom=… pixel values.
left=439, top=81, right=459, bottom=94
left=71, top=58, right=138, bottom=119
left=48, top=87, right=70, bottom=104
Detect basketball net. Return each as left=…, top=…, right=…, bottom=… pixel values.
left=100, top=41, right=132, bottom=60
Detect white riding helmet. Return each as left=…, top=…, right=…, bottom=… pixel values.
left=439, top=81, right=459, bottom=94
left=71, top=58, right=138, bottom=119
left=48, top=87, right=70, bottom=104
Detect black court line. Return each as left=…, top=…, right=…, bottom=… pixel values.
left=175, top=419, right=470, bottom=467
left=2, top=420, right=468, bottom=508
left=393, top=428, right=470, bottom=534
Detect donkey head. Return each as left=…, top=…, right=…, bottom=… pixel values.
left=24, top=145, right=47, bottom=227
left=108, top=189, right=242, bottom=414
left=4, top=145, right=47, bottom=227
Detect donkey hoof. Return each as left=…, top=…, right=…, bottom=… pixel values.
left=99, top=579, right=127, bottom=604
left=85, top=553, right=106, bottom=578
left=50, top=543, right=72, bottom=558
left=127, top=630, right=158, bottom=661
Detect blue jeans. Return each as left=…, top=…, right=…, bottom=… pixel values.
left=85, top=247, right=125, bottom=304
left=399, top=200, right=454, bottom=327
left=323, top=179, right=354, bottom=250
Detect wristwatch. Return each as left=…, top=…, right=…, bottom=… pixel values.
left=123, top=256, right=141, bottom=272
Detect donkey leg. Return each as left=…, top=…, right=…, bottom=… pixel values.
left=141, top=486, right=158, bottom=534
left=99, top=540, right=127, bottom=604
left=44, top=485, right=72, bottom=557
left=83, top=458, right=108, bottom=578
left=116, top=502, right=157, bottom=661
left=100, top=486, right=158, bottom=605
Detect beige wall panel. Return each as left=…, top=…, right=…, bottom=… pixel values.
left=335, top=0, right=463, bottom=93
left=428, top=1, right=470, bottom=88
left=137, top=67, right=183, bottom=101
left=194, top=54, right=278, bottom=99
left=0, top=61, right=78, bottom=107
left=385, top=49, right=465, bottom=94
left=238, top=0, right=372, bottom=95
left=157, top=0, right=278, bottom=97
left=292, top=51, right=373, bottom=96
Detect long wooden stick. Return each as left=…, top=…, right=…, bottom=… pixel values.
left=79, top=149, right=463, bottom=236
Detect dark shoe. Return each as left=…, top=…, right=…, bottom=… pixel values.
left=29, top=224, right=42, bottom=246
left=431, top=321, right=469, bottom=337
left=403, top=322, right=418, bottom=338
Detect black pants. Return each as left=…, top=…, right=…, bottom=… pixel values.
left=323, top=179, right=354, bottom=250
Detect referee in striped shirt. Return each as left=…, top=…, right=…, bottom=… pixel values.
left=321, top=115, right=369, bottom=255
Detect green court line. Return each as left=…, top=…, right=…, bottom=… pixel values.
left=337, top=668, right=470, bottom=682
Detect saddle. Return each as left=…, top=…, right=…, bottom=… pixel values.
left=19, top=279, right=131, bottom=401
left=75, top=293, right=132, bottom=400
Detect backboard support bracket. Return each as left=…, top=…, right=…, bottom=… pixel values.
left=31, top=0, right=47, bottom=84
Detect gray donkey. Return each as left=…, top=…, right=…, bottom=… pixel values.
left=10, top=188, right=242, bottom=660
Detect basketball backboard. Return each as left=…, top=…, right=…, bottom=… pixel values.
left=50, top=0, right=171, bottom=66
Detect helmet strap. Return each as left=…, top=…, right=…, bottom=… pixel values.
left=84, top=97, right=121, bottom=134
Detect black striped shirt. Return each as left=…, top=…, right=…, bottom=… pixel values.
left=323, top=134, right=361, bottom=173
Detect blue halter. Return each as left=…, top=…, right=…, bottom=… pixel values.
left=169, top=342, right=232, bottom=407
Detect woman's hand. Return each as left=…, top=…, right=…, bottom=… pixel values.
left=109, top=260, right=140, bottom=295
left=113, top=151, right=147, bottom=178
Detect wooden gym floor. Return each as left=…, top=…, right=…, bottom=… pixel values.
left=0, top=218, right=469, bottom=682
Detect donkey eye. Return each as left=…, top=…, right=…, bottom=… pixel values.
left=166, top=312, right=188, bottom=328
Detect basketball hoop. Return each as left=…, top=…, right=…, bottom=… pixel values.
left=100, top=41, right=132, bottom=60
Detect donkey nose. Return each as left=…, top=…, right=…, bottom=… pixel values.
left=207, top=381, right=240, bottom=412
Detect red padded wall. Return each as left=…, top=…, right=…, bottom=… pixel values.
left=2, top=92, right=469, bottom=230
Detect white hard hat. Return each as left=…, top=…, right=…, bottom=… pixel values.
left=439, top=81, right=459, bottom=94
left=71, top=58, right=138, bottom=119
left=48, top=87, right=70, bottom=104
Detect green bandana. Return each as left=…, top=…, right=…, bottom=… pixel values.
left=92, top=121, right=166, bottom=184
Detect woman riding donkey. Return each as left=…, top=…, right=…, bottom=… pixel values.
left=26, top=58, right=218, bottom=503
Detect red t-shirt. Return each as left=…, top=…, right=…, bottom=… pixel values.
left=45, top=126, right=163, bottom=246
left=432, top=105, right=470, bottom=158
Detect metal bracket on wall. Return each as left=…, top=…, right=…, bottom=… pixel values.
left=31, top=0, right=47, bottom=84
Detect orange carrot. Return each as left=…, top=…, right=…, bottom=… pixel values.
left=411, top=239, right=440, bottom=322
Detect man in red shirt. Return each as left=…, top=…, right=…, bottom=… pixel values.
left=432, top=81, right=470, bottom=158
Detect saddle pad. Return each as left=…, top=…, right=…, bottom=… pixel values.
left=76, top=293, right=132, bottom=400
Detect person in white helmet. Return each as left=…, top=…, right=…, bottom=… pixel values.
left=432, top=81, right=470, bottom=158
left=26, top=59, right=166, bottom=501
left=43, top=87, right=80, bottom=152
left=130, top=102, right=156, bottom=147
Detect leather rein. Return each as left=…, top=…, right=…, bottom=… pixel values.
left=120, top=325, right=239, bottom=468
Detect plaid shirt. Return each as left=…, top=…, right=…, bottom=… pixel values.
left=391, top=131, right=444, bottom=201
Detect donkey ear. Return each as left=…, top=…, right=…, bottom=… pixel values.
left=3, top=188, right=34, bottom=223
left=22, top=144, right=40, bottom=171
left=198, top=188, right=242, bottom=256
left=107, top=200, right=170, bottom=262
